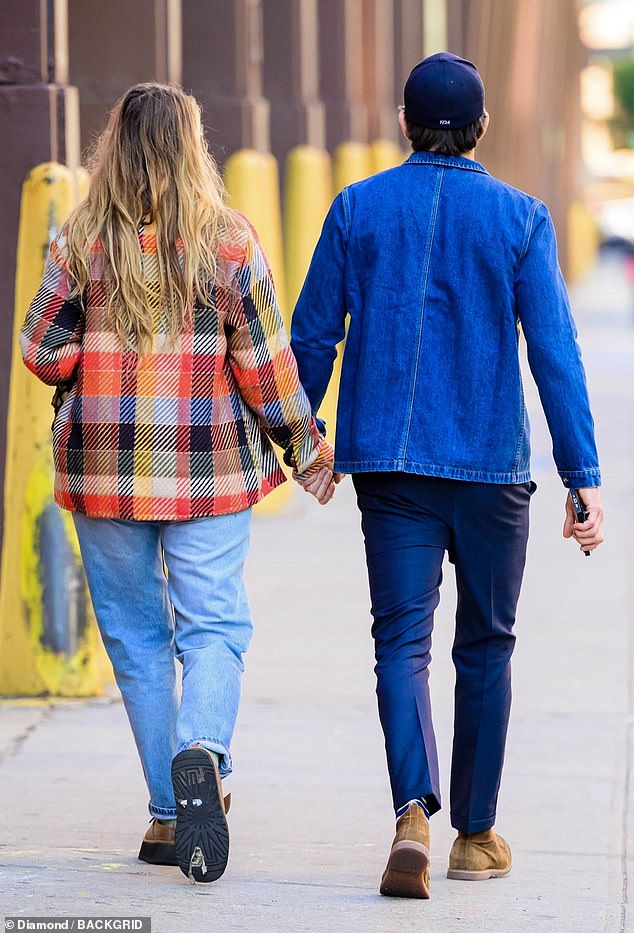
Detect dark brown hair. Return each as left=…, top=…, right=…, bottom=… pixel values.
left=405, top=114, right=487, bottom=156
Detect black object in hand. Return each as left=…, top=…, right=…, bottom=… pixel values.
left=569, top=488, right=590, bottom=557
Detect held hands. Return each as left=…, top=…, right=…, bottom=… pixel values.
left=563, top=487, right=604, bottom=553
left=291, top=438, right=345, bottom=505
left=292, top=465, right=346, bottom=505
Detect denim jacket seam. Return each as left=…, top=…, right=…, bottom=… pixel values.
left=333, top=458, right=532, bottom=483
left=400, top=167, right=444, bottom=457
left=512, top=376, right=527, bottom=471
left=339, top=189, right=351, bottom=304
left=520, top=199, right=542, bottom=260
left=340, top=187, right=351, bottom=233
left=511, top=402, right=526, bottom=472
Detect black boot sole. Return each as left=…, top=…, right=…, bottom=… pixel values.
left=171, top=748, right=229, bottom=883
left=138, top=840, right=177, bottom=866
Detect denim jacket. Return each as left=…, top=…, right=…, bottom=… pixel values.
left=290, top=151, right=600, bottom=488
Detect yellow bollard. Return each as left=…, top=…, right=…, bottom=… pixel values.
left=327, top=143, right=376, bottom=441
left=284, top=146, right=342, bottom=447
left=224, top=149, right=293, bottom=515
left=370, top=139, right=406, bottom=175
left=568, top=200, right=599, bottom=283
left=224, top=149, right=287, bottom=320
left=284, top=146, right=333, bottom=310
left=333, top=142, right=373, bottom=194
left=0, top=163, right=112, bottom=696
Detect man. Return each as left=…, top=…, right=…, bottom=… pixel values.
left=291, top=52, right=604, bottom=899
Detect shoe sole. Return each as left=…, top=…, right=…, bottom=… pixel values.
left=138, top=840, right=177, bottom=866
left=446, top=862, right=512, bottom=881
left=380, top=840, right=430, bottom=899
left=172, top=748, right=229, bottom=883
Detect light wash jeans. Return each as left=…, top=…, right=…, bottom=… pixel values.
left=73, top=509, right=252, bottom=819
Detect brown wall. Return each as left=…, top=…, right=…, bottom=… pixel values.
left=262, top=0, right=325, bottom=159
left=68, top=0, right=181, bottom=160
left=181, top=0, right=269, bottom=163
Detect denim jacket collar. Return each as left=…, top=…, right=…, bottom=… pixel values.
left=406, top=150, right=489, bottom=175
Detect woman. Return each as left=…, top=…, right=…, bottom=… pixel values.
left=20, top=83, right=334, bottom=884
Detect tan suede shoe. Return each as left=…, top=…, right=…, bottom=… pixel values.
left=446, top=828, right=512, bottom=880
left=380, top=803, right=430, bottom=898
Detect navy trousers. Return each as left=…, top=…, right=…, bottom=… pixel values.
left=353, top=472, right=533, bottom=834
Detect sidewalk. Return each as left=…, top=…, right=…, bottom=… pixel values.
left=1, top=259, right=633, bottom=932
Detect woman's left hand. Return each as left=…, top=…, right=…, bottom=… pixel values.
left=293, top=467, right=336, bottom=505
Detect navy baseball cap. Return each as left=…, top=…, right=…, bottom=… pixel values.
left=404, top=52, right=485, bottom=129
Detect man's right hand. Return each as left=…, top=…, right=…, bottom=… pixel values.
left=563, top=487, right=604, bottom=553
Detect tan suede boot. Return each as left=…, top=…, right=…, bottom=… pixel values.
left=446, top=828, right=512, bottom=880
left=138, top=819, right=177, bottom=865
left=380, top=803, right=430, bottom=899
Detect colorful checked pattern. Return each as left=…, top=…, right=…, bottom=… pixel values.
left=20, top=216, right=331, bottom=520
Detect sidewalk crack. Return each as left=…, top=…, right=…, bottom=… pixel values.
left=0, top=704, right=53, bottom=761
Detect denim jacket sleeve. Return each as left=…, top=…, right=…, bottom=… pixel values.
left=290, top=192, right=348, bottom=414
left=515, top=202, right=601, bottom=488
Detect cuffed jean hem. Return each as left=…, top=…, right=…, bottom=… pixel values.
left=451, top=812, right=496, bottom=834
left=148, top=803, right=177, bottom=820
left=179, top=738, right=232, bottom=779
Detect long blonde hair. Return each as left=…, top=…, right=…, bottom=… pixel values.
left=66, top=83, right=236, bottom=352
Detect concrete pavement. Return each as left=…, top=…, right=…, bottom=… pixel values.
left=1, top=256, right=633, bottom=932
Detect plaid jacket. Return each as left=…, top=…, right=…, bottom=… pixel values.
left=20, top=216, right=332, bottom=520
